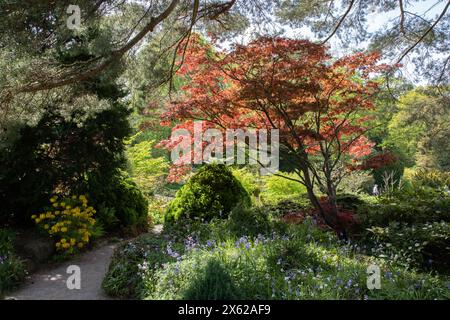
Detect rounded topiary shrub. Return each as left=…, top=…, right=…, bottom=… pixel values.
left=87, top=171, right=149, bottom=232
left=165, top=164, right=251, bottom=223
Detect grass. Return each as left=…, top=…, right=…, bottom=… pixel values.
left=102, top=212, right=450, bottom=300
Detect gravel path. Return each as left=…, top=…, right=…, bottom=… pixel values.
left=6, top=243, right=117, bottom=300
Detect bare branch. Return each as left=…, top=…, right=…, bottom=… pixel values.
left=397, top=0, right=450, bottom=64
left=321, top=0, right=355, bottom=44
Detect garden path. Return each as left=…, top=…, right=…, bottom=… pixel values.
left=6, top=225, right=163, bottom=300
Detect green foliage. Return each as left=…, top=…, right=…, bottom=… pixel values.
left=358, top=182, right=450, bottom=272
left=411, top=169, right=450, bottom=189
left=368, top=221, right=449, bottom=272
left=265, top=199, right=312, bottom=219
left=337, top=171, right=375, bottom=195
left=106, top=220, right=449, bottom=300
left=386, top=87, right=450, bottom=171
left=126, top=134, right=169, bottom=196
left=165, top=164, right=251, bottom=223
left=88, top=171, right=149, bottom=232
left=147, top=196, right=171, bottom=225
left=0, top=105, right=131, bottom=226
left=181, top=259, right=241, bottom=300
left=359, top=186, right=450, bottom=227
left=261, top=173, right=307, bottom=204
left=0, top=229, right=26, bottom=296
left=102, top=234, right=176, bottom=299
left=231, top=167, right=262, bottom=201
left=227, top=205, right=273, bottom=238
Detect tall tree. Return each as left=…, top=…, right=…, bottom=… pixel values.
left=158, top=36, right=391, bottom=230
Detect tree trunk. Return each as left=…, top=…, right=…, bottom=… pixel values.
left=301, top=168, right=338, bottom=230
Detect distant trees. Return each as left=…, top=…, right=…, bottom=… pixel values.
left=387, top=87, right=450, bottom=171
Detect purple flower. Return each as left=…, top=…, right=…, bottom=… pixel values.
left=347, top=279, right=353, bottom=287
left=166, top=244, right=180, bottom=259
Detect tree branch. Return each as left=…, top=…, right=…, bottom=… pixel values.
left=321, top=0, right=355, bottom=44
left=12, top=0, right=181, bottom=95
left=397, top=0, right=450, bottom=64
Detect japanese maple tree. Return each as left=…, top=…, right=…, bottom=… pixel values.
left=158, top=35, right=392, bottom=231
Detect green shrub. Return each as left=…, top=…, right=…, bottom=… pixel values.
left=0, top=106, right=131, bottom=226
left=231, top=167, right=262, bottom=201
left=337, top=171, right=375, bottom=194
left=148, top=196, right=171, bottom=225
left=227, top=205, right=273, bottom=238
left=358, top=185, right=450, bottom=228
left=165, top=164, right=251, bottom=223
left=412, top=169, right=450, bottom=189
left=265, top=198, right=312, bottom=219
left=182, top=259, right=241, bottom=300
left=261, top=173, right=307, bottom=204
left=367, top=221, right=450, bottom=272
left=88, top=171, right=149, bottom=232
left=336, top=194, right=368, bottom=211
left=0, top=229, right=26, bottom=296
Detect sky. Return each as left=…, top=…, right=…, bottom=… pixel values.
left=225, top=0, right=449, bottom=84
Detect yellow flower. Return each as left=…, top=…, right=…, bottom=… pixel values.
left=61, top=227, right=68, bottom=233
left=50, top=196, right=57, bottom=203
left=53, top=203, right=58, bottom=208
left=70, top=238, right=76, bottom=245
left=77, top=243, right=84, bottom=249
left=31, top=215, right=37, bottom=219
left=44, top=224, right=49, bottom=229
left=35, top=218, right=41, bottom=223
left=61, top=238, right=67, bottom=243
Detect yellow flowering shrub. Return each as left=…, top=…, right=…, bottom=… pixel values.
left=32, top=195, right=96, bottom=253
